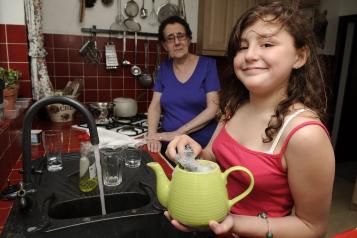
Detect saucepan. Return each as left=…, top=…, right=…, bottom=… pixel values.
left=113, top=97, right=138, bottom=118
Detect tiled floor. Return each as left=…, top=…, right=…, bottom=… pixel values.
left=326, top=176, right=357, bottom=237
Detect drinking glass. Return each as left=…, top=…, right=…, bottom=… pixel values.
left=124, top=145, right=142, bottom=168
left=100, top=148, right=123, bottom=187
left=42, top=130, right=63, bottom=172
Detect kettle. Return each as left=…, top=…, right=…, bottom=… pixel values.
left=147, top=160, right=254, bottom=227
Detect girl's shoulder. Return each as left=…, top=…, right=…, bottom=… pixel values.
left=281, top=107, right=330, bottom=153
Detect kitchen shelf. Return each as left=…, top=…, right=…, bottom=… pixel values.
left=81, top=25, right=158, bottom=38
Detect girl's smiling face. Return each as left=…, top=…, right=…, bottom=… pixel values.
left=234, top=18, right=307, bottom=96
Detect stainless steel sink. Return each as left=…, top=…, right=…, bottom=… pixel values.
left=48, top=192, right=150, bottom=219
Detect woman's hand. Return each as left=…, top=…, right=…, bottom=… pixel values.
left=165, top=135, right=202, bottom=162
left=145, top=133, right=162, bottom=153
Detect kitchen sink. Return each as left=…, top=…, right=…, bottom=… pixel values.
left=48, top=192, right=150, bottom=219
left=1, top=152, right=215, bottom=238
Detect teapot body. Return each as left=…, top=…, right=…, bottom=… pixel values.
left=147, top=160, right=254, bottom=228
left=167, top=160, right=229, bottom=227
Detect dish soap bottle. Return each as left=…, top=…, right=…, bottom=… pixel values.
left=78, top=133, right=98, bottom=192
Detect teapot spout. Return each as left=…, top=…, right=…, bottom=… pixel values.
left=146, top=162, right=170, bottom=208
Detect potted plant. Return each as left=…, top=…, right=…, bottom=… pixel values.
left=0, top=66, right=21, bottom=109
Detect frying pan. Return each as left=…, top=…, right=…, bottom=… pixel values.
left=157, top=0, right=179, bottom=23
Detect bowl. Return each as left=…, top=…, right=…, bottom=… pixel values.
left=89, top=102, right=114, bottom=124
left=46, top=92, right=79, bottom=123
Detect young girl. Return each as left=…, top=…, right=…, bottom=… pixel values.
left=165, top=2, right=335, bottom=238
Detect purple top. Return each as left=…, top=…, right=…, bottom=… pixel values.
left=153, top=56, right=220, bottom=147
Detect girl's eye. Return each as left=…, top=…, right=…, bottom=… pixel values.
left=238, top=46, right=248, bottom=51
left=262, top=43, right=273, bottom=48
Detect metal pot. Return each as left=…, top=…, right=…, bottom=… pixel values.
left=88, top=102, right=114, bottom=123
left=113, top=97, right=138, bottom=117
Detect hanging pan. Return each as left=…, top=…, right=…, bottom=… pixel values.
left=157, top=0, right=179, bottom=23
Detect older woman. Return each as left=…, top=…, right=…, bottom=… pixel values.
left=147, top=16, right=220, bottom=154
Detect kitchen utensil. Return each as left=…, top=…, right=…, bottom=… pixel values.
left=124, top=0, right=139, bottom=17
left=79, top=33, right=101, bottom=64
left=123, top=0, right=141, bottom=32
left=110, top=0, right=126, bottom=32
left=138, top=41, right=153, bottom=88
left=85, top=0, right=96, bottom=8
left=113, top=97, right=138, bottom=117
left=157, top=0, right=179, bottom=23
left=178, top=0, right=186, bottom=20
left=102, top=0, right=113, bottom=6
left=147, top=160, right=254, bottom=227
left=121, top=31, right=131, bottom=66
left=148, top=0, right=158, bottom=26
left=139, top=0, right=148, bottom=18
left=152, top=43, right=161, bottom=83
left=105, top=42, right=119, bottom=69
left=79, top=0, right=85, bottom=22
left=123, top=18, right=141, bottom=32
left=130, top=32, right=142, bottom=76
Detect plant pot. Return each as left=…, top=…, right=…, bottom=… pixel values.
left=3, top=85, right=19, bottom=110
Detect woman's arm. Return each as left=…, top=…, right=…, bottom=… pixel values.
left=158, top=91, right=219, bottom=142
left=177, top=91, right=219, bottom=134
left=147, top=92, right=162, bottom=152
left=210, top=124, right=335, bottom=238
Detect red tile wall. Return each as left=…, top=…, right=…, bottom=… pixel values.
left=0, top=24, right=31, bottom=97
left=44, top=33, right=196, bottom=113
left=0, top=23, right=31, bottom=235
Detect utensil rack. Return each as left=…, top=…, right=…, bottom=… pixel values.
left=81, top=25, right=158, bottom=37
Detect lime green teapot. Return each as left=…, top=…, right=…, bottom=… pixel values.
left=147, top=160, right=254, bottom=227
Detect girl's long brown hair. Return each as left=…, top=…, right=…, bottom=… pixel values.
left=219, top=2, right=327, bottom=142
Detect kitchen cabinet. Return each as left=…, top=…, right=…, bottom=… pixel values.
left=196, top=0, right=321, bottom=56
left=197, top=0, right=253, bottom=56
left=256, top=0, right=320, bottom=8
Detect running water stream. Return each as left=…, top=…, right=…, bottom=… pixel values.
left=93, top=144, right=107, bottom=215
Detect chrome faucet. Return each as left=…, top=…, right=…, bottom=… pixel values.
left=20, top=96, right=99, bottom=209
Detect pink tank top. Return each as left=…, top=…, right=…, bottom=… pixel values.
left=212, top=111, right=328, bottom=217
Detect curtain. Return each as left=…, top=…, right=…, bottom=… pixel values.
left=24, top=0, right=53, bottom=100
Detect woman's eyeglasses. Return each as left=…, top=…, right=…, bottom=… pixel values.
left=165, top=33, right=187, bottom=44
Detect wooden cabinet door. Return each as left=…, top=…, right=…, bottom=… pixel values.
left=197, top=0, right=252, bottom=56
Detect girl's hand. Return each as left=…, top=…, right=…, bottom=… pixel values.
left=164, top=211, right=195, bottom=232
left=165, top=135, right=202, bottom=162
left=209, top=215, right=238, bottom=237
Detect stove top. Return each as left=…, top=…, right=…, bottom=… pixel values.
left=74, top=114, right=151, bottom=139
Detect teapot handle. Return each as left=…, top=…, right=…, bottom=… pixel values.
left=223, top=166, right=254, bottom=209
